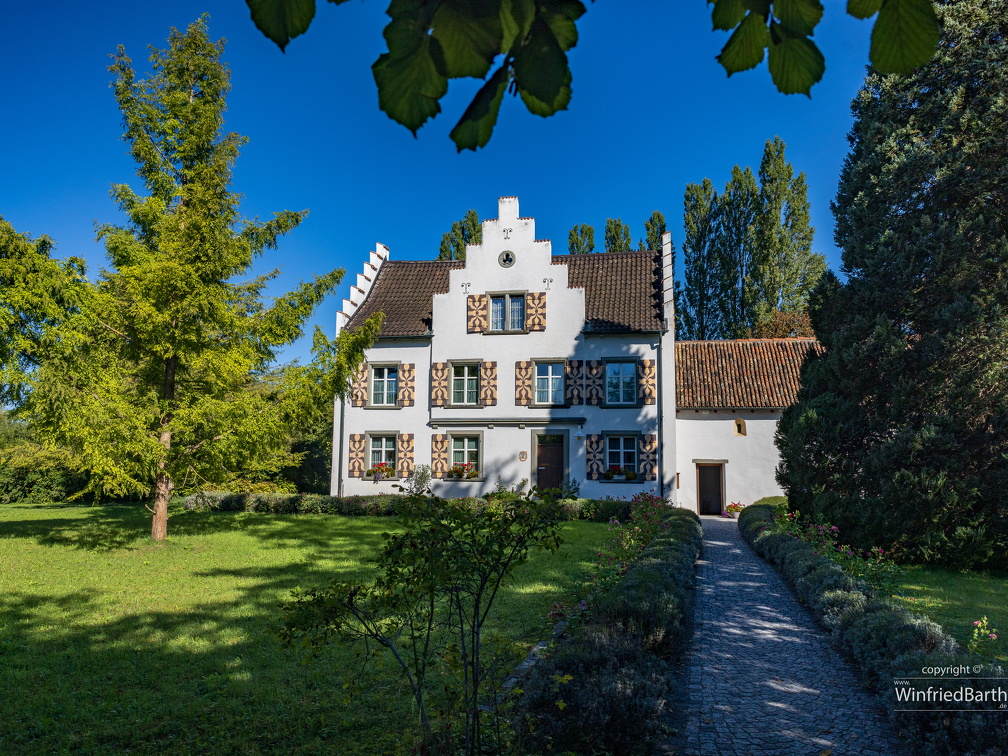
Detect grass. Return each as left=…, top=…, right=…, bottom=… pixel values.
left=892, top=564, right=1008, bottom=663
left=0, top=501, right=608, bottom=755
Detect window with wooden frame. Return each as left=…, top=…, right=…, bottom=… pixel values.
left=604, top=361, right=637, bottom=406
left=451, top=363, right=480, bottom=406
left=370, top=365, right=398, bottom=406
left=489, top=293, right=526, bottom=332
left=534, top=362, right=565, bottom=406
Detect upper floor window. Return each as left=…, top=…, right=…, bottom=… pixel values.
left=490, top=293, right=525, bottom=332
left=452, top=364, right=480, bottom=405
left=605, top=362, right=636, bottom=405
left=371, top=366, right=398, bottom=405
left=535, top=363, right=565, bottom=405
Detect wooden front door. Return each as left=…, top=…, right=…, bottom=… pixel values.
left=536, top=435, right=564, bottom=491
left=697, top=464, right=723, bottom=515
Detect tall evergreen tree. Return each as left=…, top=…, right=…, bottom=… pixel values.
left=437, top=209, right=481, bottom=260
left=751, top=137, right=824, bottom=321
left=638, top=210, right=667, bottom=251
left=777, top=0, right=1008, bottom=568
left=17, top=19, right=379, bottom=540
left=714, top=166, right=759, bottom=338
left=603, top=218, right=632, bottom=253
left=567, top=223, right=595, bottom=254
left=679, top=179, right=721, bottom=340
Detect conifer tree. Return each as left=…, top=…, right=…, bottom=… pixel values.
left=437, top=209, right=481, bottom=260
left=567, top=223, right=595, bottom=254
left=679, top=179, right=721, bottom=340
left=603, top=218, right=632, bottom=253
left=777, top=0, right=1008, bottom=568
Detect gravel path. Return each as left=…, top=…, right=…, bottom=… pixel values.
left=680, top=516, right=903, bottom=756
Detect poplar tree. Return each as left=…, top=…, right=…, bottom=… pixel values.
left=20, top=18, right=379, bottom=541
left=714, top=166, right=759, bottom=337
left=777, top=0, right=1008, bottom=568
left=567, top=223, right=595, bottom=254
left=639, top=210, right=667, bottom=251
left=751, top=137, right=824, bottom=321
left=437, top=209, right=481, bottom=260
left=679, top=179, right=721, bottom=340
left=603, top=218, right=632, bottom=253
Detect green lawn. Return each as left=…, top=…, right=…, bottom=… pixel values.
left=892, top=564, right=1008, bottom=663
left=0, top=502, right=607, bottom=754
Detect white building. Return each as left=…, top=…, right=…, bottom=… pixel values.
left=332, top=197, right=818, bottom=513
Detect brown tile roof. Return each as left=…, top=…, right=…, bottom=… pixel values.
left=345, top=250, right=665, bottom=337
left=555, top=251, right=664, bottom=332
left=675, top=339, right=823, bottom=409
left=345, top=260, right=463, bottom=336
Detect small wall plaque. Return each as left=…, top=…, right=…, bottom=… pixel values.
left=518, top=451, right=528, bottom=461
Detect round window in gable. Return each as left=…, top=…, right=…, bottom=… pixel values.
left=498, top=250, right=515, bottom=268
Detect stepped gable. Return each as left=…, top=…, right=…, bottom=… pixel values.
left=345, top=260, right=464, bottom=337
left=675, top=338, right=823, bottom=409
left=555, top=250, right=664, bottom=333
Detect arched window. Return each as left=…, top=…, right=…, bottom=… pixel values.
left=734, top=418, right=747, bottom=436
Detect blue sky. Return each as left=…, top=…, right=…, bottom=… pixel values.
left=1, top=2, right=873, bottom=363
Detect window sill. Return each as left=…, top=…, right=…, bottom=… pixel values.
left=441, top=477, right=485, bottom=483
left=364, top=404, right=402, bottom=409
left=600, top=477, right=641, bottom=483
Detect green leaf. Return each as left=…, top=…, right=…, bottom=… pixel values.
left=372, top=37, right=449, bottom=134
left=513, top=17, right=571, bottom=116
left=450, top=66, right=510, bottom=151
left=870, top=0, right=940, bottom=74
left=711, top=0, right=746, bottom=31
left=540, top=0, right=586, bottom=51
left=846, top=0, right=882, bottom=19
left=500, top=0, right=535, bottom=50
left=246, top=0, right=317, bottom=51
left=432, top=0, right=503, bottom=79
left=718, top=11, right=771, bottom=74
left=768, top=30, right=825, bottom=94
left=742, top=0, right=771, bottom=13
left=774, top=0, right=823, bottom=37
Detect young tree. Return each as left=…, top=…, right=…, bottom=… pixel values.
left=20, top=18, right=379, bottom=541
left=777, top=0, right=1008, bottom=569
left=567, top=223, right=595, bottom=254
left=437, top=209, right=481, bottom=260
left=604, top=218, right=632, bottom=254
left=679, top=179, right=722, bottom=340
left=638, top=210, right=667, bottom=251
left=750, top=137, right=824, bottom=322
left=714, top=166, right=759, bottom=338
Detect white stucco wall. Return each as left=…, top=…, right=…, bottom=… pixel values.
left=673, top=410, right=785, bottom=512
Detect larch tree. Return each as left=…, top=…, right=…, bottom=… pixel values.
left=567, top=223, right=595, bottom=254
left=437, top=209, right=481, bottom=260
left=714, top=166, right=760, bottom=338
left=603, top=218, right=632, bottom=254
left=750, top=137, right=824, bottom=323
left=20, top=18, right=379, bottom=541
left=678, top=179, right=722, bottom=340
left=776, top=0, right=1008, bottom=568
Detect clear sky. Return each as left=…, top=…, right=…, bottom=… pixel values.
left=1, top=2, right=873, bottom=363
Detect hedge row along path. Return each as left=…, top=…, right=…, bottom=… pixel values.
left=678, top=516, right=904, bottom=755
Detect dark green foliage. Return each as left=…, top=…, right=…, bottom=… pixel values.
left=567, top=223, right=595, bottom=254
left=603, top=218, right=632, bottom=254
left=513, top=508, right=702, bottom=755
left=639, top=210, right=668, bottom=252
left=437, top=209, right=481, bottom=260
left=679, top=179, right=721, bottom=340
left=740, top=503, right=1007, bottom=755
left=777, top=0, right=1008, bottom=569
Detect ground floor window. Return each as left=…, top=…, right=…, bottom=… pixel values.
left=449, top=435, right=481, bottom=478
left=368, top=435, right=396, bottom=479
left=606, top=435, right=637, bottom=475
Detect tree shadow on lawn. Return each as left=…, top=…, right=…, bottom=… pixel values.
left=0, top=565, right=421, bottom=755
left=0, top=504, right=150, bottom=551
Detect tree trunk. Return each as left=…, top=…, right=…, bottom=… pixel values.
left=151, top=469, right=171, bottom=541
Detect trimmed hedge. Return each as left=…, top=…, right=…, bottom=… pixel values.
left=181, top=491, right=634, bottom=523
left=512, top=507, right=702, bottom=755
left=739, top=504, right=1007, bottom=755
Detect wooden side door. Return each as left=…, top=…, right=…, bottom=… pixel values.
left=697, top=464, right=723, bottom=515
left=536, top=435, right=564, bottom=491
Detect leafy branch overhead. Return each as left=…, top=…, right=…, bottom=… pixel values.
left=246, top=0, right=941, bottom=149
left=711, top=0, right=941, bottom=95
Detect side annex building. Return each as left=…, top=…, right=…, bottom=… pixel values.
left=332, top=197, right=818, bottom=513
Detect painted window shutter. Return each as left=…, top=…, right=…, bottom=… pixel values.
left=350, top=364, right=369, bottom=407
left=348, top=434, right=367, bottom=477
left=431, top=434, right=449, bottom=478
left=480, top=361, right=498, bottom=406
left=584, top=361, right=605, bottom=405
left=397, top=363, right=415, bottom=407
left=637, top=359, right=657, bottom=405
left=585, top=434, right=605, bottom=480
left=396, top=434, right=415, bottom=478
left=564, top=360, right=583, bottom=405
left=639, top=434, right=658, bottom=481
left=467, top=294, right=488, bottom=333
left=526, top=292, right=546, bottom=331
left=430, top=362, right=450, bottom=407
left=514, top=361, right=534, bottom=406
